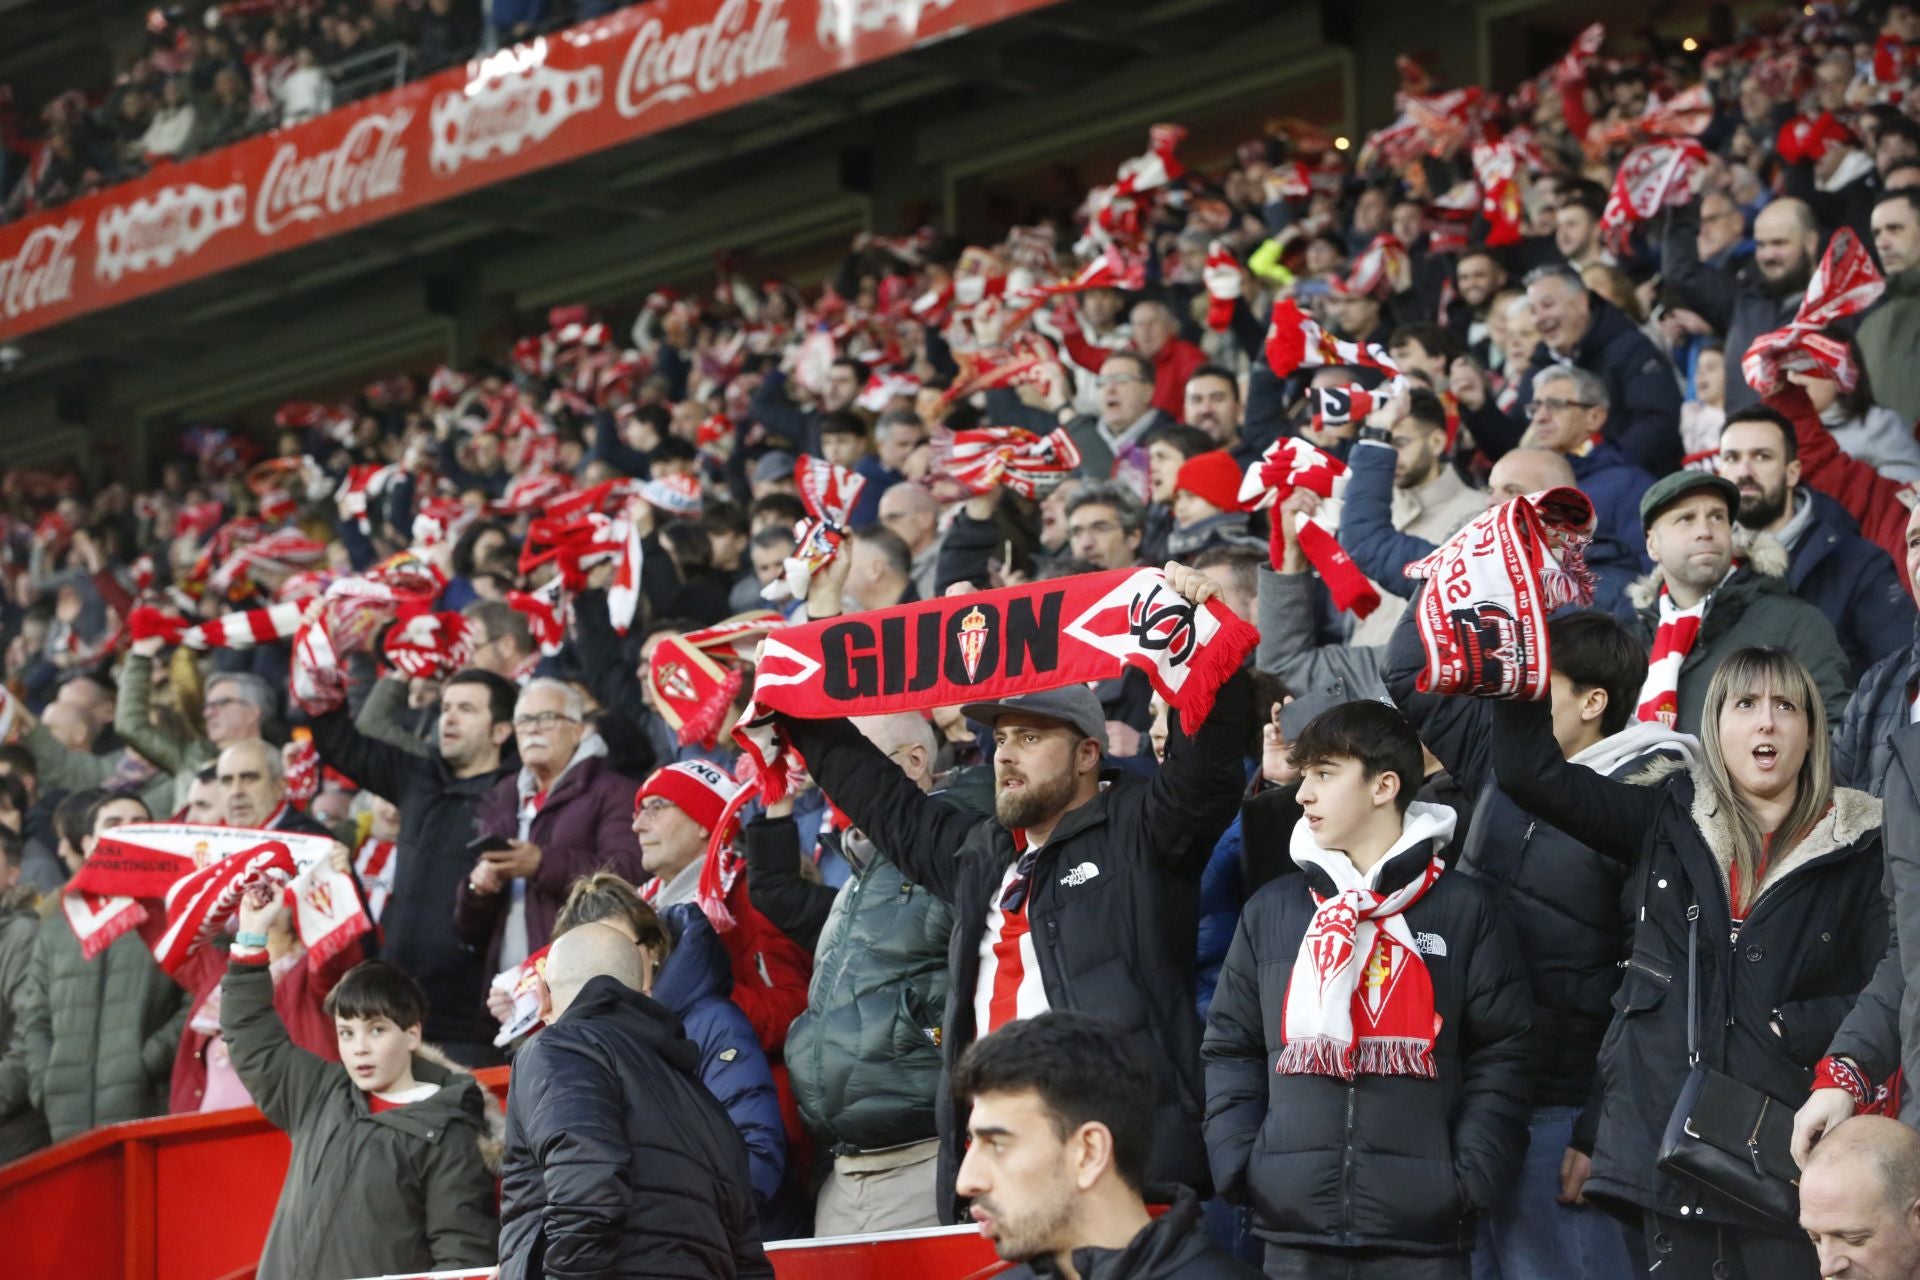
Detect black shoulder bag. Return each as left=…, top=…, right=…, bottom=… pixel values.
left=1654, top=903, right=1801, bottom=1223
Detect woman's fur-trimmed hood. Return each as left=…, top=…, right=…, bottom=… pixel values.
left=414, top=1043, right=506, bottom=1172
left=1686, top=770, right=1881, bottom=905
left=1626, top=528, right=1789, bottom=611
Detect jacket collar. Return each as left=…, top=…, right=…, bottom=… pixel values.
left=1025, top=1186, right=1210, bottom=1280
left=557, top=975, right=702, bottom=1076
left=517, top=731, right=607, bottom=804
left=1687, top=772, right=1881, bottom=906
left=1627, top=530, right=1790, bottom=612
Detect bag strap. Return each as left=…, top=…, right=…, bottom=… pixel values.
left=1685, top=902, right=1701, bottom=1067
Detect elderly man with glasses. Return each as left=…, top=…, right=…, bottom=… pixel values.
left=1520, top=365, right=1657, bottom=569
left=456, top=677, right=644, bottom=979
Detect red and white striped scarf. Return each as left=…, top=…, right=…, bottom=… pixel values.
left=1637, top=587, right=1709, bottom=727
left=1237, top=436, right=1381, bottom=617
left=764, top=457, right=866, bottom=605
left=1742, top=229, right=1884, bottom=398
left=1281, top=806, right=1455, bottom=1079
left=354, top=834, right=396, bottom=925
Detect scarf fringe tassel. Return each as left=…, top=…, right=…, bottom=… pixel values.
left=1277, top=1036, right=1438, bottom=1080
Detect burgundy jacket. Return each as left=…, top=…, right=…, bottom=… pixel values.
left=454, top=744, right=644, bottom=972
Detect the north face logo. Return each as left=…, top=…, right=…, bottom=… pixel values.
left=1059, top=861, right=1100, bottom=887
left=1414, top=931, right=1448, bottom=958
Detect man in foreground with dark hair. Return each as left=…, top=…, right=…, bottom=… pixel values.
left=955, top=1011, right=1260, bottom=1279
left=1382, top=600, right=1697, bottom=1276
left=307, top=666, right=521, bottom=1065
left=1205, top=701, right=1532, bottom=1278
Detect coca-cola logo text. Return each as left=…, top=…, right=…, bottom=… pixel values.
left=616, top=0, right=789, bottom=119
left=255, top=110, right=413, bottom=236
left=0, top=220, right=81, bottom=321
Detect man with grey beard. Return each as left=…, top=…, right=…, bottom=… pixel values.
left=774, top=554, right=1255, bottom=1224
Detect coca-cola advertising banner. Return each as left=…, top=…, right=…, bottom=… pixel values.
left=0, top=0, right=1064, bottom=340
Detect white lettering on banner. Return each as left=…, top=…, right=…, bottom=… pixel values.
left=255, top=109, right=413, bottom=236
left=816, top=0, right=959, bottom=46
left=0, top=219, right=80, bottom=320
left=615, top=0, right=790, bottom=120
left=94, top=183, right=248, bottom=282
left=431, top=38, right=605, bottom=174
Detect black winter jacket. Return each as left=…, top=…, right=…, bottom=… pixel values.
left=999, top=1186, right=1264, bottom=1279
left=497, top=977, right=772, bottom=1280
left=1833, top=617, right=1920, bottom=796
left=310, top=705, right=517, bottom=1050
left=1491, top=699, right=1888, bottom=1229
left=1384, top=604, right=1695, bottom=1110
left=780, top=668, right=1255, bottom=1221
left=1203, top=798, right=1532, bottom=1257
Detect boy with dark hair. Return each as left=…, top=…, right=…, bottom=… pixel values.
left=1380, top=600, right=1696, bottom=1277
left=957, top=1011, right=1261, bottom=1279
left=223, top=902, right=498, bottom=1280
left=1204, top=701, right=1532, bottom=1278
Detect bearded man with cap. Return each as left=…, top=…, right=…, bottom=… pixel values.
left=773, top=551, right=1256, bottom=1223
left=1628, top=469, right=1852, bottom=732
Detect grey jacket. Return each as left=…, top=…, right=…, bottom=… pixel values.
left=0, top=887, right=48, bottom=1163
left=1828, top=723, right=1920, bottom=1121
left=21, top=906, right=188, bottom=1141
left=1253, top=566, right=1388, bottom=700
left=116, top=652, right=220, bottom=813
left=1833, top=619, right=1920, bottom=797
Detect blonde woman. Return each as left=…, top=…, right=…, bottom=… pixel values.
left=1483, top=647, right=1886, bottom=1280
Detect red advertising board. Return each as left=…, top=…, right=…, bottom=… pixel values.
left=0, top=0, right=1065, bottom=341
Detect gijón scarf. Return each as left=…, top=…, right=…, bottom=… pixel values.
left=64, top=823, right=366, bottom=976
left=1403, top=488, right=1597, bottom=700
left=1282, top=804, right=1457, bottom=1079
left=734, top=568, right=1257, bottom=804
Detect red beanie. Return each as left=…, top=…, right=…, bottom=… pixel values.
left=634, top=760, right=739, bottom=834
left=1175, top=449, right=1248, bottom=514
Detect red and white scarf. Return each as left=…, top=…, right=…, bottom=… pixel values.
left=383, top=611, right=476, bottom=680
left=64, top=823, right=364, bottom=976
left=354, top=834, right=396, bottom=925
left=764, top=457, right=865, bottom=605
left=1599, top=139, right=1709, bottom=255
left=490, top=944, right=551, bottom=1047
left=1403, top=488, right=1597, bottom=700
left=934, top=425, right=1084, bottom=501
left=1263, top=297, right=1400, bottom=383
left=734, top=568, right=1257, bottom=805
left=1238, top=436, right=1381, bottom=617
left=1637, top=587, right=1709, bottom=727
left=1281, top=804, right=1456, bottom=1079
left=1743, top=228, right=1884, bottom=398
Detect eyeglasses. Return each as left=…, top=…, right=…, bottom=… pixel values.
left=1096, top=373, right=1147, bottom=387
left=512, top=711, right=580, bottom=732
left=633, top=798, right=675, bottom=818
left=1529, top=396, right=1595, bottom=416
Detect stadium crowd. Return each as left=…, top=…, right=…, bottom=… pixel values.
left=17, top=2, right=1920, bottom=1278
left=0, top=0, right=602, bottom=222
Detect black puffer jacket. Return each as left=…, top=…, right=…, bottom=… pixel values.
left=497, top=977, right=772, bottom=1280
left=309, top=704, right=517, bottom=1051
left=746, top=816, right=955, bottom=1155
left=780, top=669, right=1254, bottom=1221
left=1384, top=605, right=1697, bottom=1109
left=1832, top=618, right=1920, bottom=796
left=1203, top=799, right=1533, bottom=1256
left=999, top=1186, right=1264, bottom=1279
left=1491, top=698, right=1888, bottom=1230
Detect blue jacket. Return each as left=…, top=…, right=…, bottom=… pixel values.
left=651, top=904, right=787, bottom=1207
left=1342, top=437, right=1641, bottom=624
left=1784, top=489, right=1914, bottom=676
left=1463, top=296, right=1684, bottom=474
left=1196, top=813, right=1245, bottom=1022
left=1569, top=442, right=1655, bottom=571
